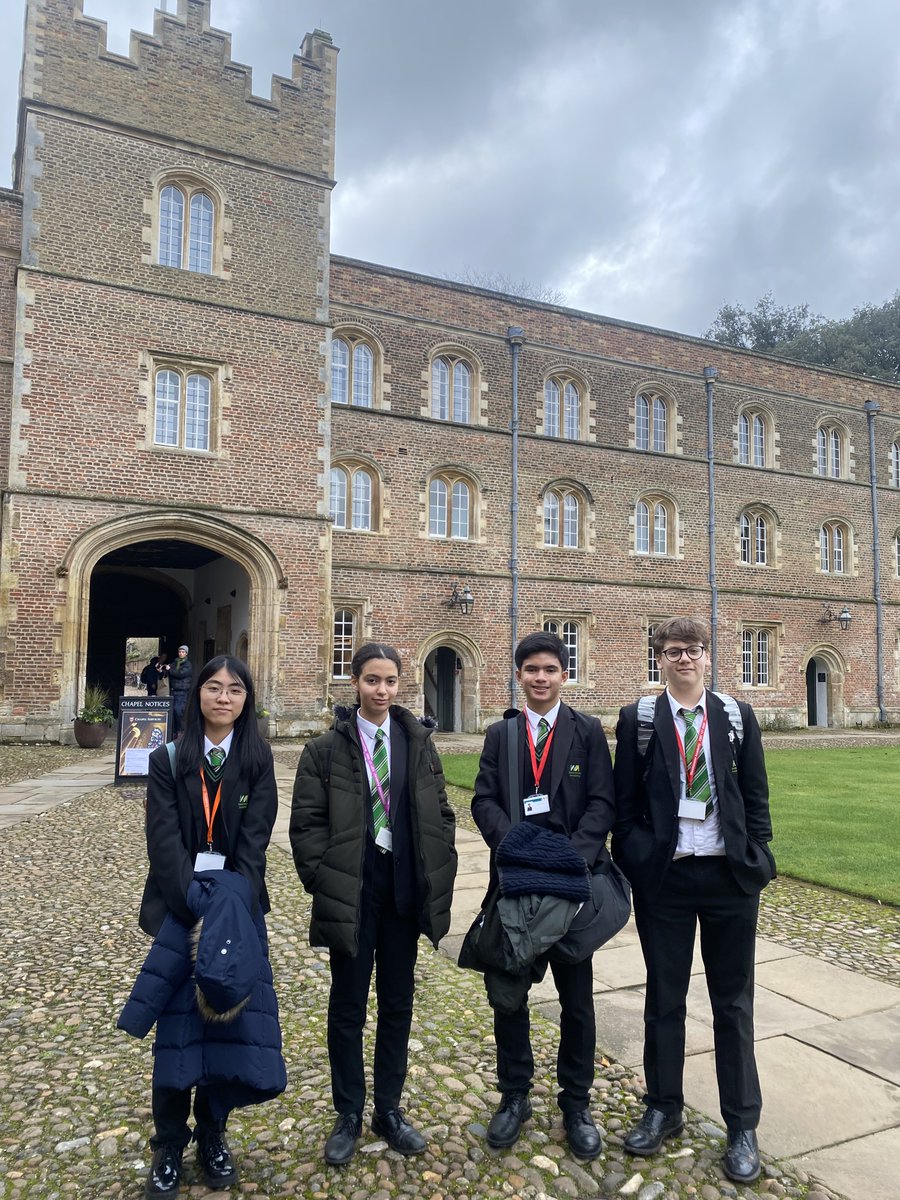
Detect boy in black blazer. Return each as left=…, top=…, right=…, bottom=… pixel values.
left=472, top=632, right=615, bottom=1159
left=613, top=617, right=775, bottom=1184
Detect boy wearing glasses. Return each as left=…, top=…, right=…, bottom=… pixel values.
left=612, top=617, right=775, bottom=1184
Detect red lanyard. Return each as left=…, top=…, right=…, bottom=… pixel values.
left=674, top=709, right=708, bottom=791
left=199, top=770, right=223, bottom=850
left=525, top=717, right=556, bottom=792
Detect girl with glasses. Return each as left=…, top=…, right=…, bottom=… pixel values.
left=122, top=655, right=285, bottom=1197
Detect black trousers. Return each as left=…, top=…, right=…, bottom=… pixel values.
left=634, top=854, right=762, bottom=1131
left=493, top=956, right=596, bottom=1113
left=327, top=842, right=420, bottom=1116
left=150, top=1086, right=224, bottom=1149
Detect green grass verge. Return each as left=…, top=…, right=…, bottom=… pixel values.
left=440, top=748, right=900, bottom=906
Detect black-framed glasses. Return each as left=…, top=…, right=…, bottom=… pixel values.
left=660, top=645, right=706, bottom=662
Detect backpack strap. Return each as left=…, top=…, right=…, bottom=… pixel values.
left=712, top=691, right=743, bottom=755
left=165, top=741, right=177, bottom=782
left=636, top=694, right=656, bottom=761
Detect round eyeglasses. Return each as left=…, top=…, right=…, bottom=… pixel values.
left=200, top=683, right=247, bottom=700
left=660, top=645, right=706, bottom=662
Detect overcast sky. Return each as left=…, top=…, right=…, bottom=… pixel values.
left=1, top=0, right=899, bottom=336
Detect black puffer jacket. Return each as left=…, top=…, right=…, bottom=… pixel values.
left=290, top=705, right=457, bottom=956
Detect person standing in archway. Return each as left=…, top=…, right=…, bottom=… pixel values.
left=290, top=642, right=458, bottom=1167
left=169, top=645, right=193, bottom=736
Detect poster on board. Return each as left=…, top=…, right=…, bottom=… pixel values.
left=115, top=696, right=173, bottom=784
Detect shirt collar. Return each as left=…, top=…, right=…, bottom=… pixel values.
left=665, top=688, right=707, bottom=721
left=524, top=700, right=561, bottom=738
left=357, top=712, right=390, bottom=743
left=204, top=730, right=234, bottom=757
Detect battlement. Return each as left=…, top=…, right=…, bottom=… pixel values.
left=20, top=0, right=338, bottom=178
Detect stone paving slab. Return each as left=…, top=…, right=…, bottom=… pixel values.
left=755, top=953, right=900, bottom=1018
left=790, top=1005, right=900, bottom=1085
left=682, top=1035, right=900, bottom=1158
left=789, top=1127, right=900, bottom=1200
left=684, top=973, right=838, bottom=1039
left=547, top=988, right=717, bottom=1068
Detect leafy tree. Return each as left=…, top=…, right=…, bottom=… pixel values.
left=705, top=292, right=823, bottom=352
left=705, top=291, right=900, bottom=383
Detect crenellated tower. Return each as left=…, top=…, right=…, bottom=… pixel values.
left=1, top=0, right=339, bottom=738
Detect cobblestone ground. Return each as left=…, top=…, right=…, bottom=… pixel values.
left=0, top=786, right=853, bottom=1200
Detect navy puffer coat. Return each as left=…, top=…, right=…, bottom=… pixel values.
left=118, top=871, right=286, bottom=1118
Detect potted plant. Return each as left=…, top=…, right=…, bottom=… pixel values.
left=73, top=682, right=115, bottom=748
left=256, top=703, right=271, bottom=739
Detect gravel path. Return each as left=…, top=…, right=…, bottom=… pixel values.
left=0, top=785, right=852, bottom=1200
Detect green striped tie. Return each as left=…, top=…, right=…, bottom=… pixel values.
left=371, top=728, right=390, bottom=838
left=681, top=708, right=713, bottom=818
left=535, top=717, right=550, bottom=762
left=205, top=746, right=226, bottom=783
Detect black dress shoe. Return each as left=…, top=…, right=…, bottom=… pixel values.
left=372, top=1108, right=427, bottom=1155
left=623, top=1106, right=684, bottom=1156
left=486, top=1092, right=533, bottom=1148
left=144, top=1143, right=183, bottom=1197
left=324, top=1112, right=362, bottom=1166
left=197, top=1130, right=238, bottom=1189
left=723, top=1129, right=760, bottom=1182
left=563, top=1108, right=603, bottom=1159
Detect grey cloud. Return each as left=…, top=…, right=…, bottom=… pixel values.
left=1, top=0, right=899, bottom=335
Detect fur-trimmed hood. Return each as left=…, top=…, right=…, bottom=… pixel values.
left=188, top=871, right=262, bottom=1023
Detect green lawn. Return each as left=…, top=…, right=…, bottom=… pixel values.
left=440, top=748, right=900, bottom=906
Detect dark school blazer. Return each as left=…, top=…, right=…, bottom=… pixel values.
left=471, top=703, right=616, bottom=883
left=612, top=690, right=776, bottom=901
left=139, top=740, right=278, bottom=937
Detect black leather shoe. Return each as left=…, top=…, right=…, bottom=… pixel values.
left=324, top=1113, right=362, bottom=1166
left=486, top=1092, right=533, bottom=1148
left=372, top=1108, right=427, bottom=1155
left=723, top=1129, right=760, bottom=1182
left=563, top=1108, right=603, bottom=1159
left=144, top=1143, right=183, bottom=1197
left=196, top=1130, right=238, bottom=1189
left=623, top=1106, right=684, bottom=1156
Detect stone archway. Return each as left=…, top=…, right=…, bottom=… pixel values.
left=802, top=644, right=848, bottom=728
left=57, top=510, right=287, bottom=730
left=416, top=631, right=484, bottom=733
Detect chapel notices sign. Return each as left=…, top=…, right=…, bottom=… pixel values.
left=115, top=696, right=173, bottom=783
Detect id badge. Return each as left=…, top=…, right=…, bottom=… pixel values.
left=678, top=795, right=708, bottom=821
left=523, top=793, right=550, bottom=817
left=194, top=851, right=226, bottom=871
left=375, top=826, right=393, bottom=852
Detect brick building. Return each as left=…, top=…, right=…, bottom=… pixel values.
left=2, top=0, right=900, bottom=740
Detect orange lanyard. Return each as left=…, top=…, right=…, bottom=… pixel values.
left=674, top=709, right=708, bottom=791
left=524, top=717, right=556, bottom=792
left=199, top=770, right=223, bottom=851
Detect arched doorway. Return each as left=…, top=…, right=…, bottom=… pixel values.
left=425, top=646, right=461, bottom=731
left=57, top=510, right=286, bottom=730
left=806, top=657, right=829, bottom=727
left=804, top=645, right=848, bottom=728
left=86, top=540, right=251, bottom=713
left=418, top=632, right=484, bottom=733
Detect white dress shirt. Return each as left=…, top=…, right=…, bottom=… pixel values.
left=356, top=712, right=391, bottom=794
left=524, top=700, right=561, bottom=744
left=203, top=730, right=234, bottom=759
left=665, top=688, right=726, bottom=859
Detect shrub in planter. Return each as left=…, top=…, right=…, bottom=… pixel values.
left=256, top=704, right=271, bottom=738
left=74, top=682, right=115, bottom=748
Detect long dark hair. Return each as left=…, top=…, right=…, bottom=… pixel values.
left=174, top=655, right=270, bottom=778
